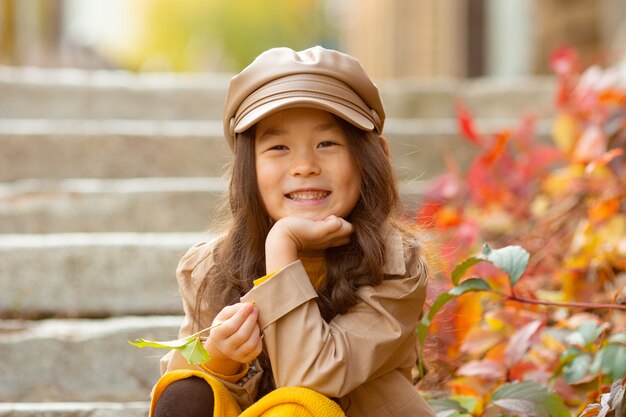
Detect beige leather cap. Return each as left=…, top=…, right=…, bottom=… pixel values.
left=223, top=46, right=385, bottom=150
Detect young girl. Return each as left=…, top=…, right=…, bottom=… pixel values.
left=150, top=46, right=435, bottom=417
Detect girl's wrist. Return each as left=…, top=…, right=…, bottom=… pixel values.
left=265, top=227, right=298, bottom=273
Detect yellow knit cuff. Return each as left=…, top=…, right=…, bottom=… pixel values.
left=253, top=270, right=278, bottom=287
left=199, top=362, right=249, bottom=384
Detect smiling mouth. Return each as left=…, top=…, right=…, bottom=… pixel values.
left=286, top=190, right=330, bottom=200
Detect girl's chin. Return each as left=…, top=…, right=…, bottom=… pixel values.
left=276, top=211, right=333, bottom=222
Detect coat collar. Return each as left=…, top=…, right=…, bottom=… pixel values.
left=380, top=221, right=406, bottom=277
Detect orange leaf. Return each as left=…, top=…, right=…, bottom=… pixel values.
left=435, top=206, right=463, bottom=228
left=449, top=377, right=486, bottom=397
left=587, top=196, right=620, bottom=223
left=508, top=362, right=541, bottom=382
left=484, top=342, right=508, bottom=363
left=598, top=89, right=626, bottom=106
left=483, top=130, right=511, bottom=166
left=454, top=291, right=484, bottom=346
left=585, top=148, right=624, bottom=174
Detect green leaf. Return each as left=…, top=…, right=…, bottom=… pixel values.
left=479, top=244, right=530, bottom=287
left=179, top=337, right=211, bottom=365
left=577, top=322, right=605, bottom=345
left=427, top=399, right=471, bottom=417
left=427, top=398, right=469, bottom=413
left=425, top=293, right=455, bottom=322
left=417, top=292, right=454, bottom=377
left=449, top=278, right=492, bottom=296
left=490, top=381, right=570, bottom=417
left=563, top=354, right=592, bottom=383
left=560, top=346, right=582, bottom=363
left=450, top=396, right=479, bottom=414
left=608, top=333, right=626, bottom=344
left=600, top=343, right=626, bottom=380
left=451, top=257, right=482, bottom=286
left=128, top=336, right=196, bottom=350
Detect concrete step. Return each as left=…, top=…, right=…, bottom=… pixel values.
left=0, top=178, right=428, bottom=234
left=0, top=178, right=227, bottom=233
left=0, top=66, right=556, bottom=120
left=0, top=316, right=181, bottom=401
left=0, top=233, right=213, bottom=317
left=0, top=118, right=551, bottom=182
left=0, top=402, right=149, bottom=417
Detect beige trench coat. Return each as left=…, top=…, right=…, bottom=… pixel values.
left=160, top=224, right=436, bottom=417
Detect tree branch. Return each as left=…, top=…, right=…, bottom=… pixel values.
left=499, top=293, right=626, bottom=311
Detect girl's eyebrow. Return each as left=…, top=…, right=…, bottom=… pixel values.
left=257, top=123, right=340, bottom=141
left=257, top=128, right=286, bottom=141
left=315, top=123, right=340, bottom=132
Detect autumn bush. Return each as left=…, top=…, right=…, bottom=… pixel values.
left=416, top=47, right=626, bottom=417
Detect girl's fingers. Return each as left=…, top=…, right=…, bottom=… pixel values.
left=235, top=325, right=262, bottom=361
left=228, top=307, right=259, bottom=348
left=214, top=303, right=254, bottom=338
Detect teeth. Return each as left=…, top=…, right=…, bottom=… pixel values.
left=288, top=191, right=329, bottom=200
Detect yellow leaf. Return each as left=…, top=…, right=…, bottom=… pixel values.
left=530, top=194, right=551, bottom=218
left=543, top=165, right=584, bottom=197
left=460, top=327, right=504, bottom=356
left=540, top=332, right=566, bottom=351
left=552, top=113, right=580, bottom=155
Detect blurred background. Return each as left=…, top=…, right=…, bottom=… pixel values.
left=2, top=0, right=626, bottom=78
left=1, top=1, right=626, bottom=414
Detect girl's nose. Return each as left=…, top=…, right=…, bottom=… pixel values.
left=290, top=150, right=320, bottom=176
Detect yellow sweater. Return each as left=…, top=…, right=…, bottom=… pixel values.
left=150, top=257, right=345, bottom=417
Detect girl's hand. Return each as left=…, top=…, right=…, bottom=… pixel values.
left=203, top=302, right=262, bottom=374
left=265, top=215, right=353, bottom=272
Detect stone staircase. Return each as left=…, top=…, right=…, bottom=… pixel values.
left=0, top=66, right=555, bottom=416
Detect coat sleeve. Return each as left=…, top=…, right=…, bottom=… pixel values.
left=240, top=244, right=428, bottom=398
left=159, top=240, right=264, bottom=410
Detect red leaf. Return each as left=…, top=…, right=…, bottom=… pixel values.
left=550, top=46, right=578, bottom=76
left=456, top=102, right=482, bottom=145
left=483, top=130, right=511, bottom=166
left=504, top=319, right=543, bottom=368
left=415, top=202, right=443, bottom=228
left=457, top=359, right=506, bottom=380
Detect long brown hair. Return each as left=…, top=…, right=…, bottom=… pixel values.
left=194, top=115, right=405, bottom=395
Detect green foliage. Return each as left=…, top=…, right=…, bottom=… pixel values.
left=489, top=381, right=570, bottom=417
left=427, top=398, right=471, bottom=417
left=559, top=322, right=626, bottom=384
left=451, top=244, right=529, bottom=287
left=129, top=322, right=221, bottom=365
left=123, top=0, right=335, bottom=71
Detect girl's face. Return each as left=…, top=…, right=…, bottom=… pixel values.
left=254, top=107, right=361, bottom=222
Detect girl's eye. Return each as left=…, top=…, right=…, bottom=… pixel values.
left=317, top=140, right=339, bottom=148
left=268, top=144, right=288, bottom=151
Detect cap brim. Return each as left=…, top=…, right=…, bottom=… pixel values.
left=233, top=97, right=375, bottom=134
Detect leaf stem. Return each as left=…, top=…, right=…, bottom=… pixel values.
left=499, top=293, right=626, bottom=311
left=188, top=322, right=223, bottom=340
